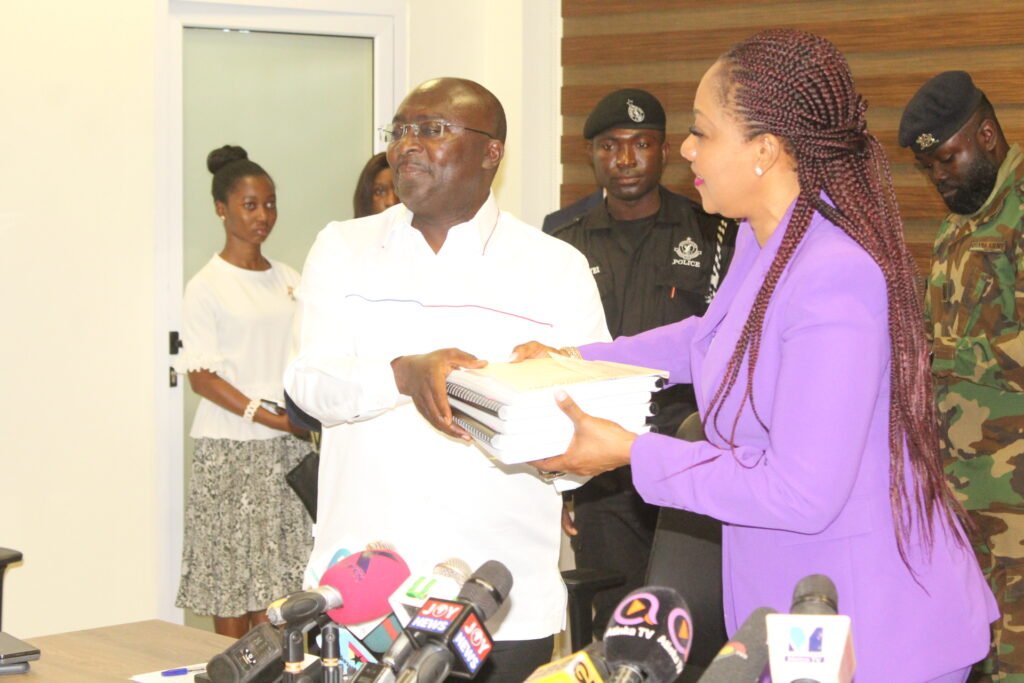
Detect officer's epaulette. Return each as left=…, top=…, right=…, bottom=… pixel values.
left=549, top=214, right=586, bottom=237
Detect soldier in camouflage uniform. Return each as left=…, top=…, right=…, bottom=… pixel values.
left=901, top=71, right=1024, bottom=681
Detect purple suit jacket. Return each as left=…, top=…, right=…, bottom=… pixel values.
left=581, top=202, right=997, bottom=681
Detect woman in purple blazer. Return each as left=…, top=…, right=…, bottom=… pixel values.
left=520, top=31, right=996, bottom=682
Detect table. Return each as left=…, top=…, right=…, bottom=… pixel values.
left=20, top=620, right=235, bottom=682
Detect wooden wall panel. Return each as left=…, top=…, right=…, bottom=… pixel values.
left=559, top=0, right=1024, bottom=273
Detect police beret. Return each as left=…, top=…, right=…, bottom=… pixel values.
left=898, top=71, right=984, bottom=153
left=583, top=89, right=666, bottom=139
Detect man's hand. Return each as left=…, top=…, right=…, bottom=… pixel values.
left=561, top=502, right=578, bottom=537
left=392, top=348, right=487, bottom=440
left=511, top=341, right=562, bottom=361
left=530, top=391, right=636, bottom=476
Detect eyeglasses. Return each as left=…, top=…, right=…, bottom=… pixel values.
left=378, top=119, right=497, bottom=144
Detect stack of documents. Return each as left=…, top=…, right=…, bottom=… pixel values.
left=447, top=355, right=669, bottom=464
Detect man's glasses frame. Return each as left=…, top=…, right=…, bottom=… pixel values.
left=379, top=119, right=497, bottom=144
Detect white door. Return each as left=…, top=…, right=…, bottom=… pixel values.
left=178, top=26, right=374, bottom=629
left=158, top=0, right=406, bottom=626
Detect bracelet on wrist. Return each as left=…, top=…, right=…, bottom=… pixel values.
left=558, top=346, right=583, bottom=360
left=242, top=398, right=261, bottom=422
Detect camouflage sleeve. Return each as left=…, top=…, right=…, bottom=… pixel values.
left=932, top=219, right=1024, bottom=392
left=977, top=235, right=1024, bottom=389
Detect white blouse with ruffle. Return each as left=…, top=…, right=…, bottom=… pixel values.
left=181, top=253, right=300, bottom=441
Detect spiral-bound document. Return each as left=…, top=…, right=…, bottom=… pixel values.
left=449, top=395, right=655, bottom=434
left=451, top=405, right=651, bottom=465
left=447, top=356, right=666, bottom=467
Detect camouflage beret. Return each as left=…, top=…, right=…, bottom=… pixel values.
left=898, top=71, right=984, bottom=153
left=583, top=88, right=666, bottom=140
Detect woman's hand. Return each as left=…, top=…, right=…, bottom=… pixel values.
left=188, top=370, right=309, bottom=438
left=511, top=341, right=562, bottom=361
left=392, top=348, right=487, bottom=440
left=530, top=391, right=637, bottom=476
left=261, top=410, right=310, bottom=439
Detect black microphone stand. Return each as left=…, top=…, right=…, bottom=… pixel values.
left=282, top=626, right=306, bottom=683
left=320, top=622, right=340, bottom=683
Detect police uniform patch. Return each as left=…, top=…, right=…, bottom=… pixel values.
left=672, top=237, right=702, bottom=268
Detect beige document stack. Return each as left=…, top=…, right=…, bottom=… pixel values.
left=446, top=355, right=668, bottom=465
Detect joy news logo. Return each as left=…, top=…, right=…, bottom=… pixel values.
left=452, top=612, right=492, bottom=674
left=409, top=599, right=464, bottom=635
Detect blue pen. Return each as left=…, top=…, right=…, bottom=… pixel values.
left=161, top=665, right=206, bottom=677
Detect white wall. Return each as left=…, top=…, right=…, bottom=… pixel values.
left=407, top=0, right=561, bottom=227
left=0, top=0, right=559, bottom=638
left=0, top=0, right=163, bottom=637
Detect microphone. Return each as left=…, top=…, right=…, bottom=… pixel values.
left=321, top=547, right=411, bottom=626
left=356, top=556, right=471, bottom=647
left=389, top=558, right=472, bottom=626
left=360, top=558, right=472, bottom=669
left=266, top=585, right=343, bottom=627
left=603, top=586, right=693, bottom=683
left=525, top=641, right=609, bottom=682
left=766, top=574, right=856, bottom=683
left=790, top=574, right=839, bottom=616
left=362, top=613, right=406, bottom=656
left=198, top=622, right=284, bottom=683
left=696, top=606, right=775, bottom=682
left=392, top=560, right=513, bottom=682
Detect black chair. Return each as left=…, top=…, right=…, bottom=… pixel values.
left=645, top=508, right=727, bottom=682
left=643, top=413, right=728, bottom=682
left=0, top=548, right=23, bottom=632
left=561, top=567, right=625, bottom=652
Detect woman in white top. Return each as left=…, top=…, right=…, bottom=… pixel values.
left=175, top=145, right=312, bottom=637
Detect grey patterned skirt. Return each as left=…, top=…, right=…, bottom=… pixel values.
left=175, top=435, right=313, bottom=617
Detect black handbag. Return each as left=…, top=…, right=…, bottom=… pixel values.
left=286, top=443, right=319, bottom=522
left=284, top=392, right=322, bottom=521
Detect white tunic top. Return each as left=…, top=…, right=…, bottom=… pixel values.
left=285, top=195, right=610, bottom=640
left=181, top=254, right=301, bottom=441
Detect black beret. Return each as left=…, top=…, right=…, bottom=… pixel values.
left=584, top=88, right=666, bottom=140
left=898, top=71, right=984, bottom=153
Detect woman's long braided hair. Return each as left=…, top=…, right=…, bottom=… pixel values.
left=704, top=30, right=965, bottom=562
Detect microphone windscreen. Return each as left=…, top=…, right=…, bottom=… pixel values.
left=790, top=574, right=838, bottom=615
left=434, top=558, right=472, bottom=585
left=700, top=606, right=775, bottom=683
left=365, top=540, right=397, bottom=552
left=604, top=586, right=692, bottom=683
left=458, top=560, right=513, bottom=621
left=321, top=549, right=410, bottom=625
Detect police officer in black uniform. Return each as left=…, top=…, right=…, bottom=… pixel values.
left=551, top=88, right=737, bottom=638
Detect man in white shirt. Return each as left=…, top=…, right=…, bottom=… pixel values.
left=285, top=77, right=609, bottom=681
